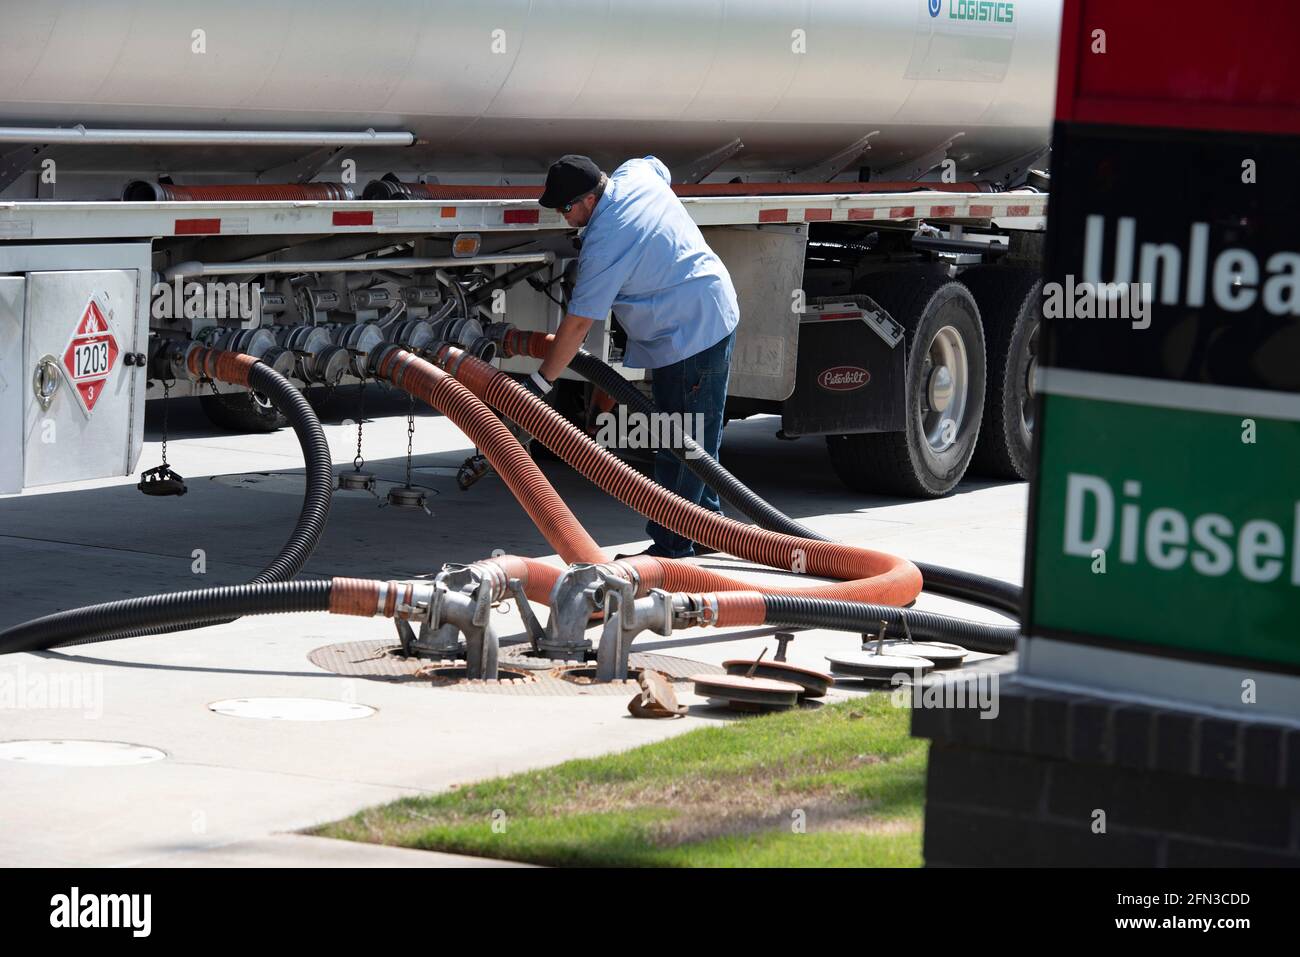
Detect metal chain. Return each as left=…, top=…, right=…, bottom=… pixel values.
left=405, top=391, right=415, bottom=489
left=160, top=379, right=172, bottom=467
left=353, top=378, right=366, bottom=472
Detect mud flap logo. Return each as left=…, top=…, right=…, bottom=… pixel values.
left=817, top=366, right=870, bottom=392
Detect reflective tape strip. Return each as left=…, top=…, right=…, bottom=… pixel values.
left=174, top=218, right=221, bottom=235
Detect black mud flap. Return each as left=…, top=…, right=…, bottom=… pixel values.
left=780, top=301, right=907, bottom=437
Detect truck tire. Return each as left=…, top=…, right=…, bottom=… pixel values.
left=826, top=267, right=986, bottom=498
left=960, top=267, right=1041, bottom=480
left=199, top=388, right=288, bottom=433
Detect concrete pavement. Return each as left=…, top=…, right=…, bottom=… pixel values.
left=0, top=388, right=1025, bottom=866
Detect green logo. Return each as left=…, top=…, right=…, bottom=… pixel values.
left=948, top=0, right=1015, bottom=24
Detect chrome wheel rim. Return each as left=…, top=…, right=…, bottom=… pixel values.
left=921, top=325, right=969, bottom=454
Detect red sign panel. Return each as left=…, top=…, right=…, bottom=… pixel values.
left=1055, top=1, right=1300, bottom=134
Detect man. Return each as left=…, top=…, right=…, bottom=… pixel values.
left=529, top=154, right=739, bottom=558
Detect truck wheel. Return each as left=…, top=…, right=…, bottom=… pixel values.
left=960, top=267, right=1041, bottom=480
left=826, top=269, right=986, bottom=498
left=199, top=389, right=288, bottom=433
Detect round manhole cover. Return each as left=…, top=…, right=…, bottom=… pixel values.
left=825, top=653, right=935, bottom=682
left=869, top=641, right=968, bottom=668
left=722, top=659, right=833, bottom=698
left=208, top=697, right=375, bottom=721
left=691, top=674, right=804, bottom=711
left=0, top=739, right=166, bottom=766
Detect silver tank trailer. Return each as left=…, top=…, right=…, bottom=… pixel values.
left=0, top=0, right=1060, bottom=192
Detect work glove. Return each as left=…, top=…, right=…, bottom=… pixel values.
left=584, top=386, right=616, bottom=436
left=521, top=370, right=553, bottom=401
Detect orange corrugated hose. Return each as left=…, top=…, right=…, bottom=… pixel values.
left=375, top=346, right=607, bottom=602
left=428, top=344, right=922, bottom=610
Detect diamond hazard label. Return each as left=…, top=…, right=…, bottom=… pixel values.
left=61, top=296, right=119, bottom=414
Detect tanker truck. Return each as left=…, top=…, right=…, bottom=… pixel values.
left=0, top=0, right=1057, bottom=499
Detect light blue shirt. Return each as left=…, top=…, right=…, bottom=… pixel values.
left=566, top=156, right=740, bottom=369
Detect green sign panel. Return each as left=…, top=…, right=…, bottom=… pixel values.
left=1032, top=391, right=1300, bottom=669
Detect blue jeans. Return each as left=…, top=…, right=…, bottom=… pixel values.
left=646, top=330, right=735, bottom=557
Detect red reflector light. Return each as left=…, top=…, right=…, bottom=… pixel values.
left=332, top=211, right=373, bottom=226
left=174, top=218, right=221, bottom=235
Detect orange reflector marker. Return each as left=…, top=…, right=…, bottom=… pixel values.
left=452, top=233, right=482, bottom=257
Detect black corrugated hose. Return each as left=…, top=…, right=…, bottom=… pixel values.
left=567, top=348, right=1022, bottom=639
left=240, top=362, right=335, bottom=585
left=3, top=358, right=335, bottom=652
left=0, top=581, right=334, bottom=657
left=763, top=595, right=1017, bottom=654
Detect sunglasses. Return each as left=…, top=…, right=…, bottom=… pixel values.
left=561, top=193, right=591, bottom=214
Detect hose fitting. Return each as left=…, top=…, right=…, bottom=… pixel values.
left=426, top=564, right=499, bottom=679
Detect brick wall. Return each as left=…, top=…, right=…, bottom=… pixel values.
left=912, top=678, right=1300, bottom=866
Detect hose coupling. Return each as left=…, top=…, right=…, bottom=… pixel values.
left=278, top=325, right=349, bottom=385
left=672, top=593, right=719, bottom=628
left=397, top=563, right=501, bottom=679
left=543, top=564, right=674, bottom=678
left=334, top=322, right=385, bottom=377
left=593, top=585, right=674, bottom=682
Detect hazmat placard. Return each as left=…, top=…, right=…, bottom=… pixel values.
left=61, top=295, right=120, bottom=414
